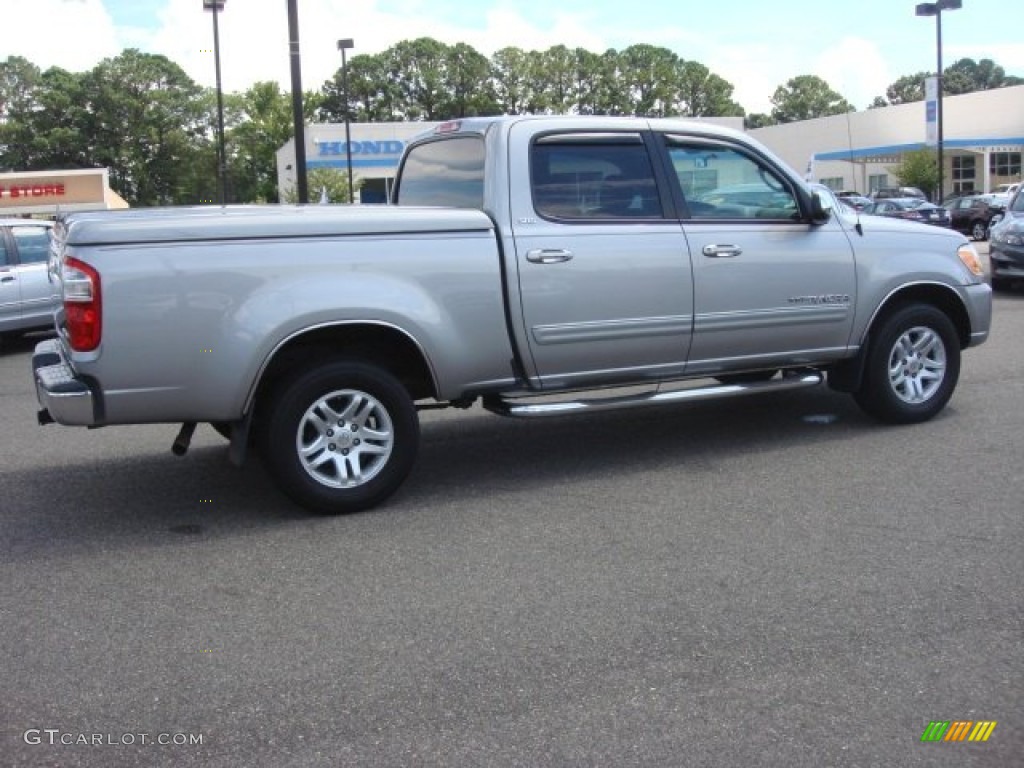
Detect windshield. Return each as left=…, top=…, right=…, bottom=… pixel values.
left=1011, top=192, right=1024, bottom=213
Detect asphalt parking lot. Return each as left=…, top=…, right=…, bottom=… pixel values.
left=1, top=262, right=1021, bottom=767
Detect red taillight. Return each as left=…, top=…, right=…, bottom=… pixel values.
left=62, top=256, right=102, bottom=351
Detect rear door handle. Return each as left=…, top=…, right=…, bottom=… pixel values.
left=526, top=248, right=574, bottom=264
left=1, top=275, right=15, bottom=283
left=702, top=244, right=743, bottom=258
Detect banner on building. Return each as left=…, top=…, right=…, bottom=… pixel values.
left=925, top=76, right=939, bottom=147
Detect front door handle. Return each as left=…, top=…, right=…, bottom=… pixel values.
left=1, top=275, right=15, bottom=283
left=526, top=248, right=574, bottom=264
left=702, top=244, right=743, bottom=258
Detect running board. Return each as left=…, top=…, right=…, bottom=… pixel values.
left=483, top=372, right=823, bottom=419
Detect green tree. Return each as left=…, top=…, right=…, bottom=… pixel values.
left=225, top=81, right=300, bottom=203
left=490, top=46, right=535, bottom=115
left=571, top=47, right=604, bottom=115
left=744, top=113, right=777, bottom=129
left=618, top=44, right=678, bottom=116
left=389, top=38, right=450, bottom=120
left=673, top=61, right=745, bottom=117
left=0, top=56, right=43, bottom=169
left=81, top=49, right=210, bottom=205
left=535, top=45, right=578, bottom=114
left=890, top=149, right=938, bottom=200
left=770, top=75, right=854, bottom=123
left=443, top=43, right=499, bottom=117
left=943, top=57, right=1024, bottom=94
left=320, top=53, right=401, bottom=123
left=882, top=72, right=929, bottom=105
left=282, top=166, right=357, bottom=204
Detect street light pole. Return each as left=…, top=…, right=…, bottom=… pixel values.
left=203, top=0, right=227, bottom=204
left=286, top=0, right=308, bottom=204
left=916, top=0, right=962, bottom=202
left=337, top=38, right=355, bottom=204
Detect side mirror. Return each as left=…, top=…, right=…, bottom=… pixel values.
left=809, top=191, right=832, bottom=225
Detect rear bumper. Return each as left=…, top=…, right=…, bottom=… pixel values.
left=32, top=338, right=98, bottom=426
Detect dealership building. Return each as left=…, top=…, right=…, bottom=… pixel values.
left=277, top=85, right=1024, bottom=203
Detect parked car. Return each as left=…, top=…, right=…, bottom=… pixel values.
left=839, top=194, right=873, bottom=211
left=989, top=188, right=1024, bottom=290
left=863, top=198, right=951, bottom=227
left=945, top=195, right=1005, bottom=241
left=872, top=186, right=927, bottom=200
left=991, top=182, right=1020, bottom=197
left=0, top=218, right=57, bottom=344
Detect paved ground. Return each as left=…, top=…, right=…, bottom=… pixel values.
left=1, top=270, right=1021, bottom=767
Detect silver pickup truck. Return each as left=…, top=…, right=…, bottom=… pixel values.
left=33, top=116, right=992, bottom=514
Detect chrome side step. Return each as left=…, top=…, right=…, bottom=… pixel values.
left=483, top=372, right=823, bottom=419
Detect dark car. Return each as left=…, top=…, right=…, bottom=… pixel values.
left=1, top=218, right=57, bottom=344
left=988, top=189, right=1024, bottom=290
left=872, top=186, right=927, bottom=200
left=863, top=198, right=951, bottom=227
left=946, top=195, right=1005, bottom=241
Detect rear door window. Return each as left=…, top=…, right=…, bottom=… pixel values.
left=530, top=134, right=662, bottom=220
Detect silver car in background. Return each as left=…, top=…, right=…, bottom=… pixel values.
left=0, top=219, right=57, bottom=343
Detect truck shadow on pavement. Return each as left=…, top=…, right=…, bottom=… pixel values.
left=2, top=382, right=961, bottom=561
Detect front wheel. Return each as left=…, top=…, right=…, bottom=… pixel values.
left=970, top=220, right=987, bottom=241
left=853, top=304, right=960, bottom=424
left=258, top=361, right=419, bottom=514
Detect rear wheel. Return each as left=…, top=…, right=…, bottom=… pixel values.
left=258, top=361, right=419, bottom=514
left=853, top=304, right=960, bottom=424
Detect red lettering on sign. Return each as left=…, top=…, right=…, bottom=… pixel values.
left=0, top=182, right=67, bottom=199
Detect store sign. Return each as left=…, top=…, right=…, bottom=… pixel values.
left=317, top=140, right=406, bottom=157
left=0, top=170, right=108, bottom=211
left=0, top=183, right=66, bottom=199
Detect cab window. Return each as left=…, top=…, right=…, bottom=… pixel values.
left=394, top=136, right=484, bottom=209
left=666, top=140, right=799, bottom=221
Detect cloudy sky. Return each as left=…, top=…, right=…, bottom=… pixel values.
left=3, top=0, right=1023, bottom=113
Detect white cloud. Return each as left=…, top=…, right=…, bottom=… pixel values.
left=0, top=0, right=120, bottom=73
left=815, top=37, right=892, bottom=109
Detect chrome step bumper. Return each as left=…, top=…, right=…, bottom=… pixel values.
left=32, top=338, right=97, bottom=426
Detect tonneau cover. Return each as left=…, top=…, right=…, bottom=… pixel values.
left=56, top=204, right=494, bottom=246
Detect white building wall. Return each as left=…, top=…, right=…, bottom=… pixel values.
left=751, top=85, right=1024, bottom=198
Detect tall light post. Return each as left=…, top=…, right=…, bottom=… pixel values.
left=287, top=0, right=308, bottom=203
left=915, top=0, right=962, bottom=202
left=337, top=38, right=355, bottom=204
left=202, top=0, right=227, bottom=204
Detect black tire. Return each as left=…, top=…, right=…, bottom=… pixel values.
left=853, top=304, right=960, bottom=424
left=970, top=220, right=987, bottom=241
left=714, top=370, right=778, bottom=385
left=210, top=422, right=233, bottom=440
left=257, top=361, right=419, bottom=514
